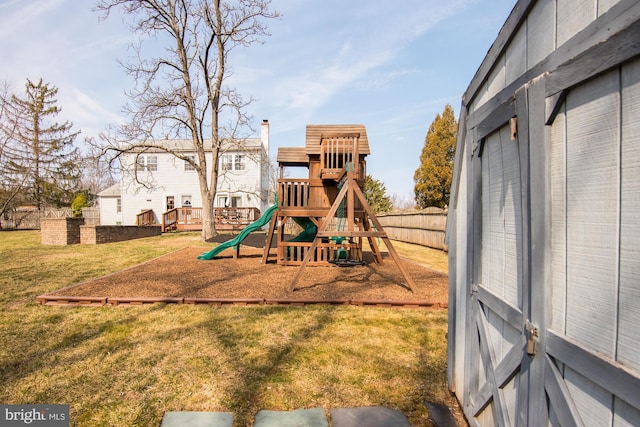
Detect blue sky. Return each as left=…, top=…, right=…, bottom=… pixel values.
left=0, top=0, right=515, bottom=200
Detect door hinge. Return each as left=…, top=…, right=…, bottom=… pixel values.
left=525, top=320, right=539, bottom=356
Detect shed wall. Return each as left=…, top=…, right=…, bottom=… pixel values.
left=448, top=0, right=640, bottom=425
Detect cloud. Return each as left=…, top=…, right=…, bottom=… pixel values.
left=0, top=0, right=67, bottom=39
left=56, top=88, right=125, bottom=140
left=250, top=0, right=474, bottom=122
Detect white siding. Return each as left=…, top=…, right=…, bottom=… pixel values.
left=564, top=70, right=619, bottom=358
left=527, top=0, right=556, bottom=67
left=617, top=59, right=640, bottom=372
left=550, top=105, right=567, bottom=333
left=98, top=196, right=122, bottom=225
left=453, top=146, right=468, bottom=396
left=119, top=146, right=266, bottom=225
left=451, top=1, right=640, bottom=425
left=481, top=125, right=522, bottom=307
left=505, top=22, right=527, bottom=87
left=598, top=0, right=623, bottom=16
left=557, top=0, right=595, bottom=46
left=565, top=367, right=614, bottom=426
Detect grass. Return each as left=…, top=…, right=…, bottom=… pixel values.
left=0, top=230, right=456, bottom=426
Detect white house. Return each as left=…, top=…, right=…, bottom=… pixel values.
left=98, top=120, right=270, bottom=229
left=97, top=183, right=122, bottom=225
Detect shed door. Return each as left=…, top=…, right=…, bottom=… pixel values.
left=542, top=64, right=640, bottom=427
left=465, top=124, right=528, bottom=426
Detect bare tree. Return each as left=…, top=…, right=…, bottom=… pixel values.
left=0, top=81, right=19, bottom=218
left=80, top=137, right=118, bottom=200
left=96, top=0, right=279, bottom=240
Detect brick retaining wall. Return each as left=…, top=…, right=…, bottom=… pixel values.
left=41, top=218, right=161, bottom=245
left=41, top=218, right=85, bottom=245
left=80, top=225, right=162, bottom=244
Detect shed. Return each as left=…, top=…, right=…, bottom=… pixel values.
left=446, top=0, right=640, bottom=425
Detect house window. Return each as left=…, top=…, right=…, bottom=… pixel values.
left=231, top=196, right=241, bottom=207
left=116, top=197, right=121, bottom=214
left=137, top=155, right=158, bottom=171
left=166, top=196, right=175, bottom=210
left=184, top=155, right=195, bottom=171
left=221, top=155, right=233, bottom=171
left=220, top=154, right=245, bottom=171
left=234, top=155, right=245, bottom=171
left=181, top=195, right=192, bottom=206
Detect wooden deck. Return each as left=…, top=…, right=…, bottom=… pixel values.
left=162, top=207, right=260, bottom=232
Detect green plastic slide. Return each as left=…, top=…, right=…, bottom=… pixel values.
left=288, top=217, right=318, bottom=243
left=197, top=204, right=279, bottom=260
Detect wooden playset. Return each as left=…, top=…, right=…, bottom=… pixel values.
left=262, top=124, right=416, bottom=292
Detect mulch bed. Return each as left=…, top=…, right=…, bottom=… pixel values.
left=42, top=245, right=449, bottom=305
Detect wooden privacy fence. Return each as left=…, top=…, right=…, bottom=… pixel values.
left=376, top=208, right=448, bottom=251
left=1, top=207, right=99, bottom=229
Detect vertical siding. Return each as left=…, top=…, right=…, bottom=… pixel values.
left=480, top=124, right=522, bottom=424
left=613, top=398, right=640, bottom=427
left=452, top=2, right=640, bottom=424
left=565, top=366, right=614, bottom=426
left=598, top=0, right=623, bottom=16
left=550, top=106, right=567, bottom=333
left=565, top=70, right=620, bottom=358
left=500, top=125, right=522, bottom=308
left=617, top=58, right=640, bottom=372
left=453, top=149, right=468, bottom=395
left=489, top=54, right=507, bottom=102
left=506, top=23, right=528, bottom=87
left=556, top=0, right=596, bottom=46
left=481, top=126, right=522, bottom=307
left=527, top=0, right=556, bottom=67
left=482, top=131, right=505, bottom=293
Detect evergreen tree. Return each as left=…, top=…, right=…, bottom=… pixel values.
left=3, top=79, right=81, bottom=210
left=364, top=174, right=393, bottom=214
left=413, top=104, right=457, bottom=209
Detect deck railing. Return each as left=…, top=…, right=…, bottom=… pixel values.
left=278, top=179, right=310, bottom=208
left=214, top=207, right=260, bottom=229
left=320, top=133, right=360, bottom=180
left=163, top=208, right=179, bottom=231
left=162, top=207, right=260, bottom=231
left=136, top=209, right=156, bottom=226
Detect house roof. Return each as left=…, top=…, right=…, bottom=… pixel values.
left=125, top=137, right=264, bottom=153
left=276, top=124, right=371, bottom=167
left=97, top=183, right=120, bottom=197
left=305, top=124, right=370, bottom=155
left=277, top=147, right=309, bottom=166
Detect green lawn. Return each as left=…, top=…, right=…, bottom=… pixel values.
left=0, top=230, right=455, bottom=426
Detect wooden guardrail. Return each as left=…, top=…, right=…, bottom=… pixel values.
left=136, top=209, right=155, bottom=226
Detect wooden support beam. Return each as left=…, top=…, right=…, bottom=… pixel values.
left=261, top=214, right=277, bottom=264
left=363, top=217, right=384, bottom=264
left=316, top=230, right=386, bottom=238
left=350, top=180, right=417, bottom=292
left=288, top=176, right=417, bottom=293
left=288, top=181, right=349, bottom=292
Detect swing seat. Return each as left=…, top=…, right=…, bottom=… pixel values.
left=328, top=258, right=366, bottom=267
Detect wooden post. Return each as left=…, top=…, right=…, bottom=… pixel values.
left=350, top=181, right=417, bottom=293
left=261, top=214, right=277, bottom=264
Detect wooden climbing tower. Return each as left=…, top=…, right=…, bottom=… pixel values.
left=263, top=124, right=416, bottom=293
